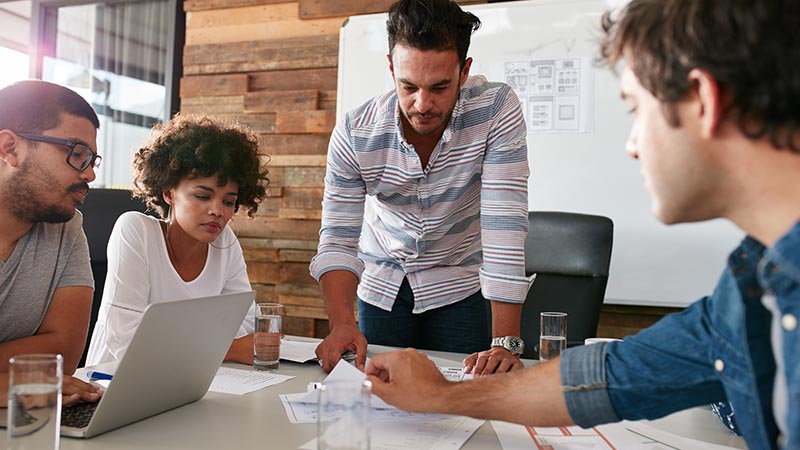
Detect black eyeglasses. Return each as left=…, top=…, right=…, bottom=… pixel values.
left=16, top=132, right=102, bottom=171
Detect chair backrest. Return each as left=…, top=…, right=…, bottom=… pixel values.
left=520, top=211, right=613, bottom=359
left=77, top=188, right=150, bottom=367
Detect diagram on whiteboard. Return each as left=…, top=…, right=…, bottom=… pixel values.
left=503, top=57, right=595, bottom=133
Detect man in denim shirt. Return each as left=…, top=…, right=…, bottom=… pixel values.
left=365, top=0, right=800, bottom=448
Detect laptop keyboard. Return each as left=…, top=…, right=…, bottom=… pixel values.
left=62, top=402, right=98, bottom=429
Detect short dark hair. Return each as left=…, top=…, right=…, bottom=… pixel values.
left=0, top=80, right=99, bottom=132
left=600, top=0, right=800, bottom=152
left=132, top=114, right=269, bottom=218
left=387, top=0, right=481, bottom=67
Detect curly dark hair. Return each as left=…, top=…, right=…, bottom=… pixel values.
left=132, top=114, right=269, bottom=218
left=600, top=0, right=800, bottom=152
left=387, top=0, right=481, bottom=68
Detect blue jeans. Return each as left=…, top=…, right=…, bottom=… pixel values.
left=358, top=278, right=490, bottom=354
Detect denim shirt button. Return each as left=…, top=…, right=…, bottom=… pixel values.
left=782, top=314, right=797, bottom=331
left=714, top=359, right=725, bottom=372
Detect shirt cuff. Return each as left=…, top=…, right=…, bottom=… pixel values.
left=560, top=342, right=621, bottom=427
left=309, top=252, right=364, bottom=282
left=479, top=269, right=535, bottom=304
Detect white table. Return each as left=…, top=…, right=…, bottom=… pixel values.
left=2, top=342, right=746, bottom=449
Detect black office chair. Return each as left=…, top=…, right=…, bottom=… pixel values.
left=520, top=211, right=613, bottom=359
left=77, top=188, right=150, bottom=367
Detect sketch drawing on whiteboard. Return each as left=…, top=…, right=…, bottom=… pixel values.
left=503, top=57, right=595, bottom=133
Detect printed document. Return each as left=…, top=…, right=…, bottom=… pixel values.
left=287, top=360, right=484, bottom=449
left=491, top=420, right=741, bottom=450
left=208, top=367, right=294, bottom=395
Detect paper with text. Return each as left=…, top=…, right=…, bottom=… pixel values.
left=491, top=420, right=741, bottom=450
left=208, top=367, right=294, bottom=395
left=299, top=415, right=485, bottom=450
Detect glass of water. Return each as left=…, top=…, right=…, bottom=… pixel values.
left=539, top=312, right=567, bottom=362
left=254, top=303, right=283, bottom=371
left=317, top=379, right=371, bottom=450
left=7, top=354, right=63, bottom=450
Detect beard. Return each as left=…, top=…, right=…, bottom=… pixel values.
left=3, top=158, right=86, bottom=223
left=400, top=75, right=462, bottom=136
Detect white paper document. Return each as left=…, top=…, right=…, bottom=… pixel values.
left=286, top=360, right=484, bottom=449
left=293, top=360, right=395, bottom=409
left=280, top=392, right=459, bottom=425
left=299, top=416, right=485, bottom=450
left=492, top=420, right=741, bottom=450
left=280, top=339, right=320, bottom=363
left=208, top=366, right=294, bottom=395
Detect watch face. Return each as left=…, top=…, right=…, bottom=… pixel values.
left=508, top=337, right=523, bottom=354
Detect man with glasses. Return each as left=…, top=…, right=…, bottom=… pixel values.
left=0, top=80, right=103, bottom=404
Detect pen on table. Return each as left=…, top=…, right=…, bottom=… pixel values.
left=87, top=370, right=114, bottom=381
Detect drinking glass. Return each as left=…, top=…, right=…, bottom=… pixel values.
left=6, top=354, right=63, bottom=450
left=254, top=303, right=283, bottom=371
left=317, top=379, right=371, bottom=450
left=539, top=312, right=567, bottom=361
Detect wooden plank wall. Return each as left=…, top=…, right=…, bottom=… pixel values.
left=180, top=0, right=681, bottom=339
left=181, top=1, right=342, bottom=337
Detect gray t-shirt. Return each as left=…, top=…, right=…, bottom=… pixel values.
left=0, top=212, right=94, bottom=342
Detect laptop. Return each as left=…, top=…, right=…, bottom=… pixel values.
left=58, top=291, right=256, bottom=438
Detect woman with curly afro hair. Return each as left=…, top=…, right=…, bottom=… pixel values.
left=87, top=114, right=269, bottom=365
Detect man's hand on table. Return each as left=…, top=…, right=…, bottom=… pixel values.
left=365, top=348, right=451, bottom=413
left=463, top=346, right=523, bottom=375
left=315, top=323, right=367, bottom=373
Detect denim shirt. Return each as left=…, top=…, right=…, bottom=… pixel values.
left=560, top=221, right=800, bottom=450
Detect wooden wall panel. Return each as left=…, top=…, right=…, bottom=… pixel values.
left=236, top=217, right=321, bottom=240
left=180, top=96, right=245, bottom=115
left=245, top=90, right=319, bottom=112
left=297, top=0, right=487, bottom=19
left=597, top=305, right=681, bottom=339
left=184, top=35, right=338, bottom=75
left=186, top=3, right=342, bottom=45
left=259, top=134, right=329, bottom=155
left=275, top=110, right=336, bottom=133
left=185, top=0, right=288, bottom=13
left=249, top=68, right=337, bottom=92
left=180, top=74, right=249, bottom=97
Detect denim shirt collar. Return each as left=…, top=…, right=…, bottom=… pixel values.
left=728, top=221, right=800, bottom=296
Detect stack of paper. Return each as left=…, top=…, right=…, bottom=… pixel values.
left=281, top=360, right=484, bottom=450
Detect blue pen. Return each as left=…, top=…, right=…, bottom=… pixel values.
left=87, top=370, right=114, bottom=381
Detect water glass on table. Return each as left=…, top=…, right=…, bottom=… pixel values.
left=317, top=379, right=372, bottom=450
left=6, top=354, right=63, bottom=450
left=254, top=303, right=284, bottom=371
left=539, top=312, right=567, bottom=362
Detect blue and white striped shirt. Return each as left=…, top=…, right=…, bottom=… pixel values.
left=310, top=76, right=534, bottom=313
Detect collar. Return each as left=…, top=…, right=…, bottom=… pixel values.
left=730, top=221, right=800, bottom=296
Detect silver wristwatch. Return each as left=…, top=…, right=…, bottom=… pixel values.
left=491, top=335, right=525, bottom=355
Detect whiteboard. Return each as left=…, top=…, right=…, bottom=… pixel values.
left=336, top=0, right=743, bottom=307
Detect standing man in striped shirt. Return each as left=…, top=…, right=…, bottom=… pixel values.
left=311, top=0, right=534, bottom=375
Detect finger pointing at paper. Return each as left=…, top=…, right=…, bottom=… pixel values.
left=366, top=349, right=451, bottom=413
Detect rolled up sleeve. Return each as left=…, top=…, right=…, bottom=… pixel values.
left=479, top=87, right=534, bottom=304
left=560, top=342, right=621, bottom=427
left=310, top=117, right=367, bottom=282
